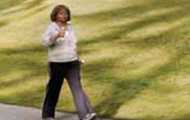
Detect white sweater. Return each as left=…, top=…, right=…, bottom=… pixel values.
left=41, top=21, right=78, bottom=62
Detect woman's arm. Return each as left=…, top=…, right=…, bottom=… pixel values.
left=69, top=24, right=77, bottom=43
left=69, top=24, right=85, bottom=63
left=41, top=24, right=59, bottom=47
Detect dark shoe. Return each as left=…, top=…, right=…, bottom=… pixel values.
left=42, top=117, right=55, bottom=120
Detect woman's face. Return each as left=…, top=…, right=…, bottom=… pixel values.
left=56, top=9, right=68, bottom=23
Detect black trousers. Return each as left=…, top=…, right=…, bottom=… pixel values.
left=42, top=60, right=94, bottom=119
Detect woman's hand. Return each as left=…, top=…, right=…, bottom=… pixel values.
left=79, top=59, right=85, bottom=64
left=58, top=30, right=65, bottom=37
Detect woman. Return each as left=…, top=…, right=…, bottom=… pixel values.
left=41, top=4, right=97, bottom=120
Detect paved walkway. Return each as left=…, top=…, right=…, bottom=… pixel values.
left=0, top=103, right=110, bottom=120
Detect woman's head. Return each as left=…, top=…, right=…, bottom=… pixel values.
left=50, top=4, right=71, bottom=23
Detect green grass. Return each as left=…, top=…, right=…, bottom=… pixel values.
left=0, top=0, right=190, bottom=120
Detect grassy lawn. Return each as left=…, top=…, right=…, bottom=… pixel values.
left=0, top=0, right=190, bottom=120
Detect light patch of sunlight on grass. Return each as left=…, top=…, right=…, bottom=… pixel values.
left=114, top=68, right=190, bottom=119
left=127, top=17, right=187, bottom=39
left=0, top=1, right=51, bottom=48
left=75, top=6, right=182, bottom=42
left=0, top=75, right=45, bottom=96
left=137, top=6, right=181, bottom=19
left=114, top=47, right=171, bottom=78
left=81, top=46, right=121, bottom=62
left=54, top=0, right=127, bottom=15
left=1, top=0, right=51, bottom=14
left=126, top=0, right=153, bottom=6
left=173, top=75, right=190, bottom=86
left=115, top=88, right=190, bottom=120
left=0, top=70, right=30, bottom=82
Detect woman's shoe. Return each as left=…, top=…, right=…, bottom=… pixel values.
left=42, top=117, right=55, bottom=120
left=83, top=113, right=97, bottom=120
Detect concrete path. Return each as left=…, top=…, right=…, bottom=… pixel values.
left=0, top=103, right=111, bottom=120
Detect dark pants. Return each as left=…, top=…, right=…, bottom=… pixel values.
left=42, top=60, right=94, bottom=119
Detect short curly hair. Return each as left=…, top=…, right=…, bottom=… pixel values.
left=50, top=4, right=71, bottom=22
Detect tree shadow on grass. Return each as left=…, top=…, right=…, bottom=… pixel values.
left=1, top=0, right=47, bottom=14
left=75, top=1, right=190, bottom=119
left=0, top=0, right=27, bottom=11
left=74, top=0, right=190, bottom=25
left=0, top=1, right=190, bottom=120
left=78, top=4, right=190, bottom=48
left=76, top=0, right=190, bottom=59
left=171, top=114, right=190, bottom=120
left=83, top=37, right=189, bottom=119
left=0, top=45, right=44, bottom=54
left=0, top=0, right=50, bottom=28
left=0, top=47, right=47, bottom=109
left=0, top=21, right=9, bottom=28
left=0, top=83, right=45, bottom=108
left=0, top=45, right=46, bottom=88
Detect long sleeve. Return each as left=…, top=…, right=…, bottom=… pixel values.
left=41, top=23, right=59, bottom=47
left=68, top=24, right=77, bottom=44
left=42, top=22, right=79, bottom=62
